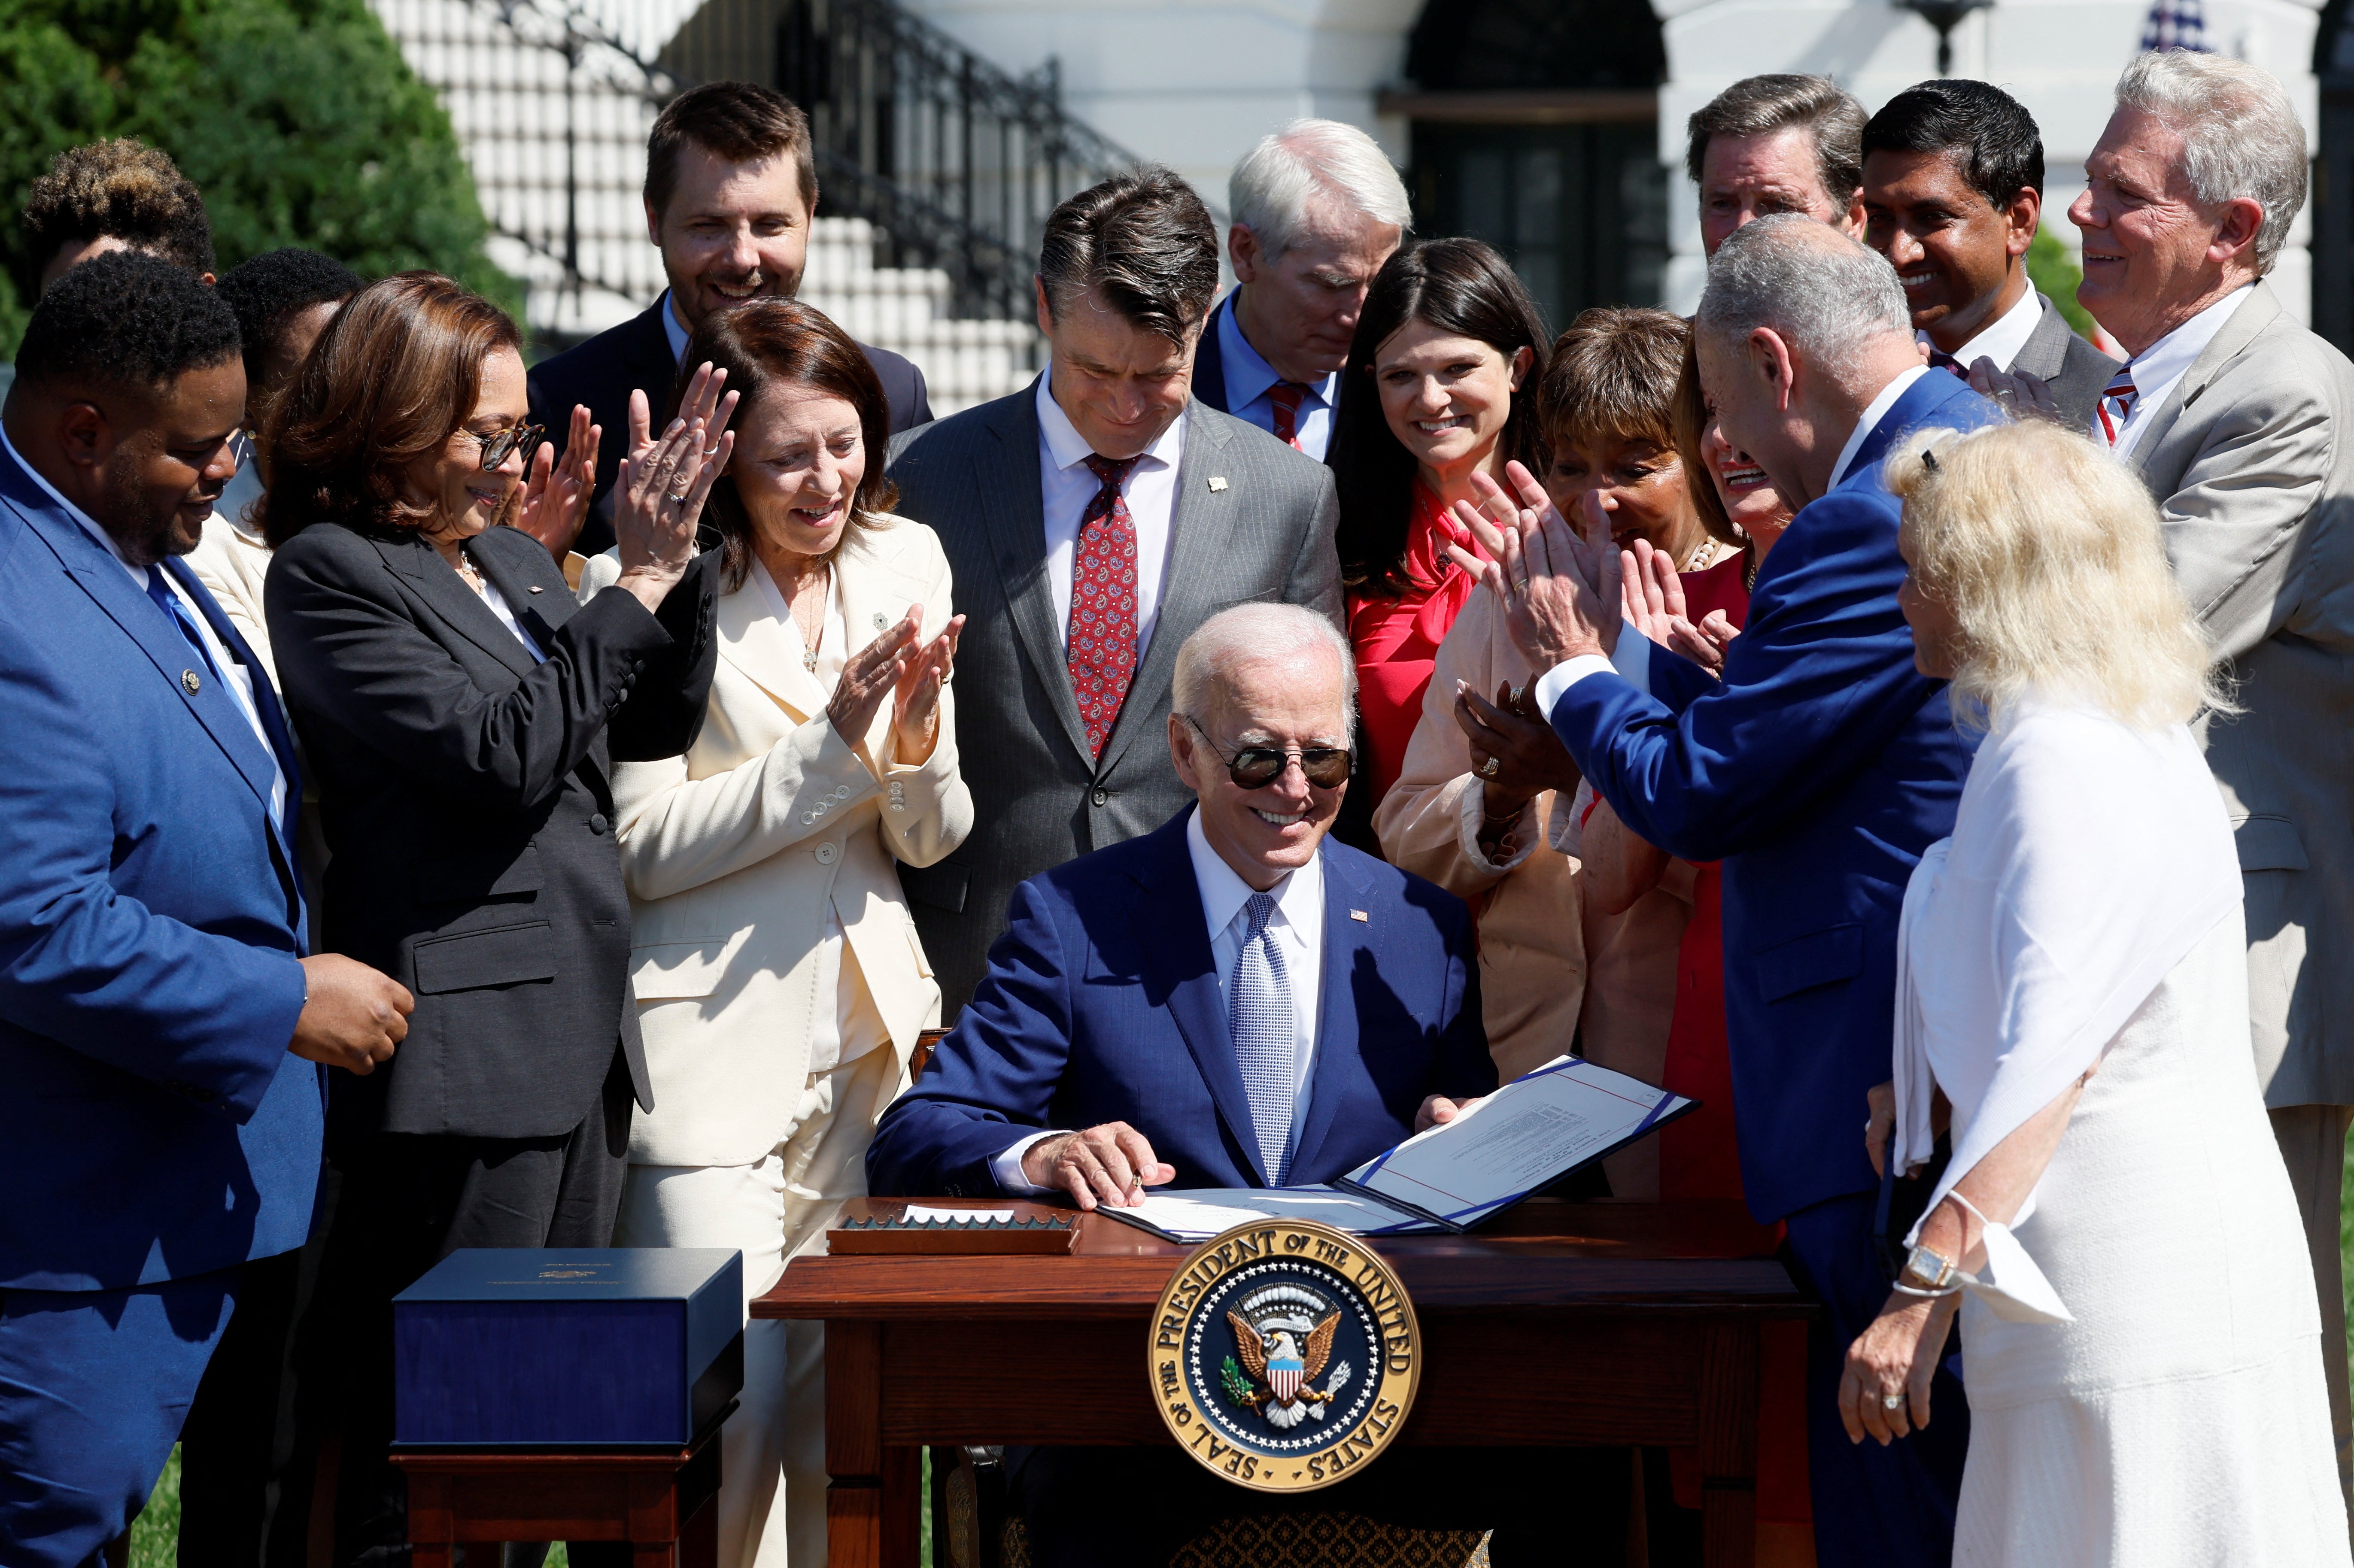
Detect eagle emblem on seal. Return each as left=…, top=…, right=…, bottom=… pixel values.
left=1220, top=1284, right=1355, bottom=1430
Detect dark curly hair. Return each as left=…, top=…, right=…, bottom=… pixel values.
left=22, top=139, right=215, bottom=288
left=12, top=249, right=239, bottom=395
left=258, top=273, right=520, bottom=546
left=675, top=298, right=900, bottom=592
left=217, top=248, right=364, bottom=392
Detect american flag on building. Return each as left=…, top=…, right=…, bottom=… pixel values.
left=2142, top=0, right=2208, bottom=52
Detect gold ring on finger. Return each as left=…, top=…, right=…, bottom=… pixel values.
left=1479, top=756, right=1500, bottom=778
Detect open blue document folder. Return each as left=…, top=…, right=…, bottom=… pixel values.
left=393, top=1247, right=743, bottom=1447
left=1101, top=1055, right=1696, bottom=1243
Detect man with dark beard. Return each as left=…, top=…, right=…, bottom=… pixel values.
left=0, top=251, right=409, bottom=1568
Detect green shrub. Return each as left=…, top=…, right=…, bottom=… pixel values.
left=0, top=0, right=516, bottom=353
left=2027, top=224, right=2097, bottom=340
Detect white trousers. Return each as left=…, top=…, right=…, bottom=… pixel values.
left=615, top=1044, right=905, bottom=1568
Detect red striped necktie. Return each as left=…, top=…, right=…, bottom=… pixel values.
left=1068, top=453, right=1142, bottom=757
left=1268, top=382, right=1308, bottom=450
left=2097, top=366, right=2139, bottom=446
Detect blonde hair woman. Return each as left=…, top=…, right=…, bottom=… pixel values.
left=1847, top=420, right=2347, bottom=1565
left=587, top=300, right=970, bottom=1568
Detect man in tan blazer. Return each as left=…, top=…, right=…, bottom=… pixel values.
left=2074, top=51, right=2354, bottom=1507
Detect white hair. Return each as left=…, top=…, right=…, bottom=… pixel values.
left=2115, top=51, right=2307, bottom=275
left=1172, top=603, right=1357, bottom=731
left=1228, top=119, right=1412, bottom=260
left=1695, top=212, right=1912, bottom=371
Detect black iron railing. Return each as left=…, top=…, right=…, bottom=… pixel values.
left=662, top=0, right=1144, bottom=320
left=386, top=0, right=1145, bottom=327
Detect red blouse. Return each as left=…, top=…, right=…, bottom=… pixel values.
left=1345, top=484, right=1483, bottom=810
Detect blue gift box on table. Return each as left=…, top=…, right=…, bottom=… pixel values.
left=393, top=1248, right=743, bottom=1448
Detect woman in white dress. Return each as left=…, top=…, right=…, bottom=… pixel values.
left=1843, top=418, right=2349, bottom=1566
left=586, top=299, right=971, bottom=1567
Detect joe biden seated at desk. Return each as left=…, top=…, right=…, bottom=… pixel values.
left=868, top=604, right=1620, bottom=1565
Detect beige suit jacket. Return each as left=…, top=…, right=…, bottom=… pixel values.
left=592, top=516, right=974, bottom=1165
left=1372, top=582, right=1586, bottom=1083
left=2132, top=280, right=2354, bottom=1107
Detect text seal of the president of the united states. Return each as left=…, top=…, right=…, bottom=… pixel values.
left=1148, top=1218, right=1420, bottom=1491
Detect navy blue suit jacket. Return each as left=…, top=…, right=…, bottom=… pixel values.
left=1546, top=371, right=2000, bottom=1222
left=529, top=299, right=932, bottom=558
left=0, top=444, right=322, bottom=1292
left=866, top=808, right=1495, bottom=1198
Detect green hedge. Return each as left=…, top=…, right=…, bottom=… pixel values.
left=0, top=0, right=516, bottom=354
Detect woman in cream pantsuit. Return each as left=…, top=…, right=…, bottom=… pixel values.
left=587, top=300, right=970, bottom=1568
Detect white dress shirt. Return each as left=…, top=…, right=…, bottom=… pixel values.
left=2097, top=284, right=2253, bottom=462
left=1216, top=292, right=1339, bottom=461
left=1533, top=365, right=1930, bottom=717
left=5, top=427, right=288, bottom=829
left=1036, top=373, right=1184, bottom=658
left=662, top=288, right=691, bottom=364
left=476, top=574, right=547, bottom=662
left=991, top=813, right=1328, bottom=1193
left=1921, top=283, right=2041, bottom=373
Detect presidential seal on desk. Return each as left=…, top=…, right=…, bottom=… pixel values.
left=1148, top=1218, right=1419, bottom=1492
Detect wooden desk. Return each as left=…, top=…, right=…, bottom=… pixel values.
left=757, top=1197, right=1811, bottom=1568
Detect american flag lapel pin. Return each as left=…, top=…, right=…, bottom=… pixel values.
left=1349, top=908, right=1369, bottom=922
left=1208, top=476, right=1229, bottom=493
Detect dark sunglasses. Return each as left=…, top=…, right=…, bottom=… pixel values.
left=1183, top=715, right=1352, bottom=790
left=471, top=423, right=544, bottom=472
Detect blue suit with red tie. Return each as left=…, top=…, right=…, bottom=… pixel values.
left=0, top=436, right=319, bottom=1568
left=1540, top=368, right=2002, bottom=1567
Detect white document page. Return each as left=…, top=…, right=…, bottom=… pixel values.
left=1101, top=1186, right=1444, bottom=1241
left=1342, top=1055, right=1691, bottom=1226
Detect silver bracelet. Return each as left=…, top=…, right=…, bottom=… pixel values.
left=1891, top=1279, right=1961, bottom=1300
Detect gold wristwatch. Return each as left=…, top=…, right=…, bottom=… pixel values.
left=1899, top=1243, right=1957, bottom=1292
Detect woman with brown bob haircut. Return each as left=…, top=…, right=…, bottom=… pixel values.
left=260, top=270, right=736, bottom=1562
left=581, top=298, right=969, bottom=1568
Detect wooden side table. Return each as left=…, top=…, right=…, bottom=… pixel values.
left=390, top=1411, right=726, bottom=1568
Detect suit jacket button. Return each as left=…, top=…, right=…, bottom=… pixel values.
left=1091, top=788, right=1108, bottom=807
left=589, top=813, right=609, bottom=834
left=814, top=842, right=838, bottom=865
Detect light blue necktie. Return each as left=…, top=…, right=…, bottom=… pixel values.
left=1232, top=891, right=1295, bottom=1186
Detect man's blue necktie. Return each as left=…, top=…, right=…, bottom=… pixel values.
left=146, top=561, right=304, bottom=858
left=146, top=563, right=222, bottom=685
left=1232, top=891, right=1296, bottom=1186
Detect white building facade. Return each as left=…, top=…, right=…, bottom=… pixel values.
left=903, top=0, right=2323, bottom=321
left=379, top=0, right=2336, bottom=394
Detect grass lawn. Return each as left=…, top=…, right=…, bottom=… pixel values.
left=128, top=1443, right=936, bottom=1567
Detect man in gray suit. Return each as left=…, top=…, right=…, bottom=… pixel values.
left=2073, top=50, right=2354, bottom=1508
left=890, top=167, right=1343, bottom=1009
left=1860, top=77, right=2118, bottom=425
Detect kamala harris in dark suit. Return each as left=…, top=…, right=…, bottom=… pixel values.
left=258, top=272, right=735, bottom=1562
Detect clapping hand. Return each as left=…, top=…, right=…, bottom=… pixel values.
left=613, top=363, right=740, bottom=613
left=827, top=604, right=966, bottom=762
left=1622, top=539, right=1738, bottom=676
left=513, top=403, right=598, bottom=559
left=1445, top=461, right=1621, bottom=672
left=1455, top=679, right=1580, bottom=864
left=891, top=610, right=963, bottom=764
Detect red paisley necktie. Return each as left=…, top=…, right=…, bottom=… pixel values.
left=1268, top=382, right=1308, bottom=449
left=1068, top=453, right=1142, bottom=756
